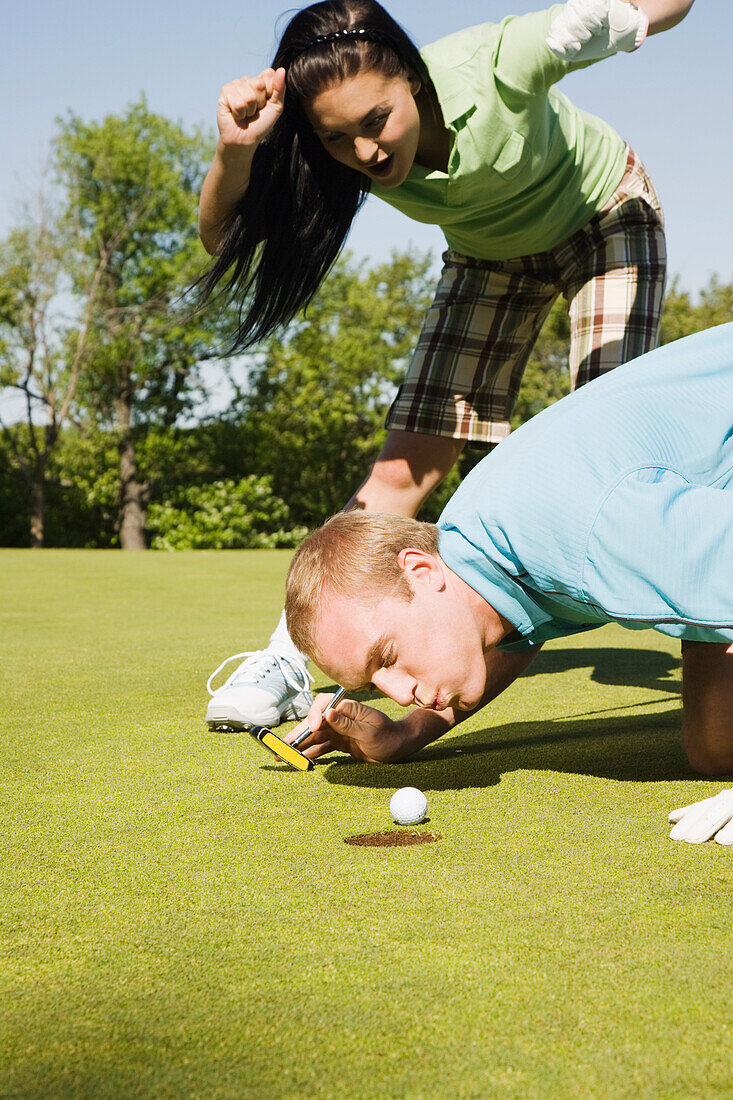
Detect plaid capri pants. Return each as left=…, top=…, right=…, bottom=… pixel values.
left=386, top=147, right=667, bottom=446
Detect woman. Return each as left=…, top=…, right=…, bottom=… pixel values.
left=199, top=0, right=693, bottom=732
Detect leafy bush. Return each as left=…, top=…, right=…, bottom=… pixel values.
left=146, top=476, right=307, bottom=550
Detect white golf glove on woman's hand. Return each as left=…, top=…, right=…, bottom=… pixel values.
left=669, top=788, right=733, bottom=844
left=546, top=0, right=649, bottom=61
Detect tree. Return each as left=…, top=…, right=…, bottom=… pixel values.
left=0, top=204, right=109, bottom=546
left=0, top=429, right=31, bottom=546
left=52, top=99, right=220, bottom=548
left=235, top=251, right=435, bottom=526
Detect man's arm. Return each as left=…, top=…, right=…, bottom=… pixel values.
left=288, top=646, right=541, bottom=764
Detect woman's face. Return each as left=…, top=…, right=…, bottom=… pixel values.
left=304, top=68, right=421, bottom=187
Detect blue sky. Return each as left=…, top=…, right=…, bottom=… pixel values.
left=1, top=0, right=725, bottom=293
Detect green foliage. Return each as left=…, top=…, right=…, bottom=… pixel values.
left=46, top=100, right=227, bottom=547
left=661, top=275, right=733, bottom=344
left=53, top=98, right=219, bottom=430
left=0, top=433, right=29, bottom=545
left=238, top=250, right=435, bottom=525
left=0, top=217, right=69, bottom=542
left=49, top=429, right=122, bottom=546
left=54, top=99, right=210, bottom=301
left=146, top=477, right=307, bottom=550
left=0, top=229, right=40, bottom=373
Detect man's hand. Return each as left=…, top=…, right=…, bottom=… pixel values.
left=669, top=788, right=733, bottom=844
left=286, top=693, right=419, bottom=764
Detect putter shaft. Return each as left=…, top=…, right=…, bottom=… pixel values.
left=291, top=686, right=346, bottom=746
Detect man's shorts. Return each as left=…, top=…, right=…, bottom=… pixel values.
left=386, top=147, right=667, bottom=446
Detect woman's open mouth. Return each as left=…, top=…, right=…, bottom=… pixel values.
left=368, top=154, right=394, bottom=178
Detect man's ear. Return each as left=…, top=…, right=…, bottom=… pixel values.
left=397, top=548, right=446, bottom=590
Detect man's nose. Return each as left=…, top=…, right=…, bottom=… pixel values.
left=372, top=667, right=416, bottom=707
left=353, top=136, right=378, bottom=163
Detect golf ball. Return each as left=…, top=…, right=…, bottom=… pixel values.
left=390, top=787, right=428, bottom=826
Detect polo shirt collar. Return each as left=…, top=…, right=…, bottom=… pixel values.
left=422, top=55, right=477, bottom=128
left=437, top=527, right=553, bottom=639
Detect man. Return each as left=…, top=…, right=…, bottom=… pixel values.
left=284, top=323, right=733, bottom=844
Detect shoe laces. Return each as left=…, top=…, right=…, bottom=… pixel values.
left=207, top=649, right=314, bottom=697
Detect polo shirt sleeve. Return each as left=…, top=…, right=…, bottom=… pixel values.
left=491, top=5, right=602, bottom=96
left=581, top=467, right=733, bottom=637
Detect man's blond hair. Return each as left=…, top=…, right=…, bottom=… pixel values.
left=285, top=512, right=439, bottom=661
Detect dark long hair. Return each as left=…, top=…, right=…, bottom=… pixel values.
left=197, top=0, right=430, bottom=350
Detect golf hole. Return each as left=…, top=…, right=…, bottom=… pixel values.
left=345, top=830, right=441, bottom=847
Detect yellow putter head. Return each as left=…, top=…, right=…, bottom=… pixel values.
left=249, top=725, right=314, bottom=771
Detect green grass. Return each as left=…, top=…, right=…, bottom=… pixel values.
left=2, top=550, right=733, bottom=1099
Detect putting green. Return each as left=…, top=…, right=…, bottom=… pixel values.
left=2, top=550, right=732, bottom=1099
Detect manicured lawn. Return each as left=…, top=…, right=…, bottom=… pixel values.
left=2, top=550, right=732, bottom=1099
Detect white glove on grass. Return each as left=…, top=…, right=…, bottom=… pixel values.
left=546, top=0, right=649, bottom=61
left=669, top=788, right=733, bottom=844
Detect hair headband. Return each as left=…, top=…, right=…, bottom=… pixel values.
left=291, top=26, right=385, bottom=59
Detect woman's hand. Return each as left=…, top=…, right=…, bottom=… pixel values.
left=199, top=67, right=286, bottom=251
left=216, top=68, right=287, bottom=149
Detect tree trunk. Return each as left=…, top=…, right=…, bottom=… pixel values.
left=115, top=392, right=147, bottom=551
left=29, top=469, right=45, bottom=549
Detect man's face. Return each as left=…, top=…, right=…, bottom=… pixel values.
left=313, top=551, right=500, bottom=713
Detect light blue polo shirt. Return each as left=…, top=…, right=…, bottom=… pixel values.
left=437, top=323, right=733, bottom=651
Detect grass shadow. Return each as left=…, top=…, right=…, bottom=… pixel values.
left=526, top=645, right=681, bottom=695
left=322, top=706, right=692, bottom=792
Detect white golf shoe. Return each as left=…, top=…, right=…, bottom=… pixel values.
left=205, top=648, right=314, bottom=731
